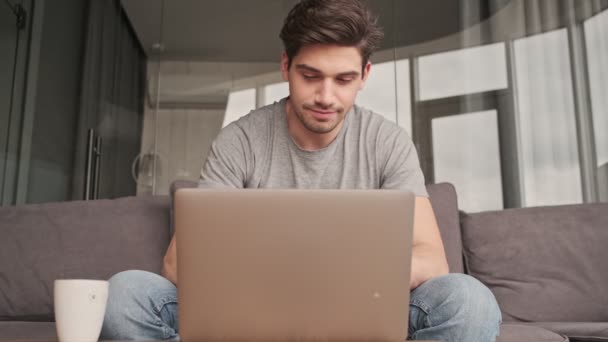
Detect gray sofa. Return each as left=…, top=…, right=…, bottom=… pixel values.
left=1, top=182, right=607, bottom=341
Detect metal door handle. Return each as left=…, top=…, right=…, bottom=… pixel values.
left=93, top=136, right=102, bottom=200
left=84, top=129, right=95, bottom=200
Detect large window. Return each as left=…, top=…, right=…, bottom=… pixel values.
left=418, top=43, right=508, bottom=101
left=357, top=61, right=399, bottom=123
left=584, top=9, right=608, bottom=201
left=514, top=29, right=583, bottom=206
left=432, top=111, right=504, bottom=212
left=413, top=43, right=510, bottom=211
left=224, top=88, right=256, bottom=128
left=125, top=0, right=607, bottom=211
left=262, top=82, right=289, bottom=106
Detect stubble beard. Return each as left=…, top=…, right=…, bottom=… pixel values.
left=295, top=104, right=344, bottom=134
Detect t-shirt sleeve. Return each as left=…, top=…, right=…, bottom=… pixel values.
left=379, top=127, right=428, bottom=197
left=198, top=122, right=251, bottom=189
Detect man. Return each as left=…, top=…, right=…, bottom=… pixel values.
left=101, top=0, right=501, bottom=341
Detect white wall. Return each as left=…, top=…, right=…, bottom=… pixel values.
left=137, top=105, right=224, bottom=195
left=138, top=60, right=283, bottom=195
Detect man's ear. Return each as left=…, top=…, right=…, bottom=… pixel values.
left=281, top=51, right=290, bottom=81
left=359, top=61, right=372, bottom=90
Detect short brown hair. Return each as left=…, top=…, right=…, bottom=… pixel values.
left=279, top=0, right=384, bottom=73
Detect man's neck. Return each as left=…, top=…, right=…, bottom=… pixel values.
left=285, top=99, right=345, bottom=151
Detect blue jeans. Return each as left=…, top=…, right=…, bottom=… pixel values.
left=101, top=270, right=501, bottom=341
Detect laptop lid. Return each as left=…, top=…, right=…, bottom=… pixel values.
left=176, top=189, right=415, bottom=342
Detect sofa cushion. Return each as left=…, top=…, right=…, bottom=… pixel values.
left=461, top=203, right=608, bottom=322
left=0, top=196, right=171, bottom=321
left=523, top=322, right=608, bottom=341
left=426, top=183, right=464, bottom=273
left=498, top=323, right=569, bottom=342
left=0, top=321, right=57, bottom=340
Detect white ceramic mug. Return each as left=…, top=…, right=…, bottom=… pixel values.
left=54, top=279, right=109, bottom=342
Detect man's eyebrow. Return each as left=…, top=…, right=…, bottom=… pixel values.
left=295, top=64, right=322, bottom=73
left=336, top=71, right=360, bottom=78
left=295, top=64, right=360, bottom=77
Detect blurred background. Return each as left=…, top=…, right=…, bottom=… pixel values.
left=1, top=0, right=606, bottom=212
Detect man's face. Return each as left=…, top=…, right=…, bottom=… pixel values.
left=281, top=44, right=370, bottom=135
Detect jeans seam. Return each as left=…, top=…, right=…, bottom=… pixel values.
left=151, top=296, right=178, bottom=339
left=152, top=296, right=178, bottom=315
left=410, top=298, right=434, bottom=340
left=161, top=325, right=178, bottom=340
left=410, top=299, right=431, bottom=315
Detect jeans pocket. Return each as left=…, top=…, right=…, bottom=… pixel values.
left=409, top=300, right=431, bottom=338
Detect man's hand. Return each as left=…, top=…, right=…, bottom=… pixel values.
left=410, top=196, right=449, bottom=289
left=161, top=235, right=178, bottom=286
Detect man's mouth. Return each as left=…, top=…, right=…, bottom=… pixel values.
left=307, top=108, right=337, bottom=121
left=304, top=106, right=339, bottom=116
left=310, top=109, right=334, bottom=115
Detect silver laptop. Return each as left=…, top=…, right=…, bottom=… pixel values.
left=175, top=189, right=415, bottom=342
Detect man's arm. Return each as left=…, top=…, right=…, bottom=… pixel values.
left=410, top=196, right=449, bottom=289
left=378, top=127, right=449, bottom=289
left=161, top=121, right=251, bottom=286
left=162, top=235, right=178, bottom=285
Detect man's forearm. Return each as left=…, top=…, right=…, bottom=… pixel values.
left=410, top=244, right=449, bottom=290
left=162, top=236, right=178, bottom=286
left=161, top=261, right=178, bottom=286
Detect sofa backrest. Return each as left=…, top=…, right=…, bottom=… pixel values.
left=461, top=202, right=608, bottom=322
left=0, top=181, right=463, bottom=321
left=170, top=180, right=465, bottom=273
left=0, top=196, right=171, bottom=321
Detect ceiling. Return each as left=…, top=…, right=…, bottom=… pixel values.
left=121, top=0, right=511, bottom=62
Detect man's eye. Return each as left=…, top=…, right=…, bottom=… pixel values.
left=337, top=78, right=354, bottom=84
left=303, top=74, right=319, bottom=80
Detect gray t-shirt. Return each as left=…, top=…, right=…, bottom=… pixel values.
left=199, top=97, right=428, bottom=197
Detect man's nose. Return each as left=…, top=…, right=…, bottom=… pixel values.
left=314, top=80, right=334, bottom=108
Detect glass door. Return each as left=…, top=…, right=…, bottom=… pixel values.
left=0, top=2, right=19, bottom=195
left=1, top=0, right=28, bottom=205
